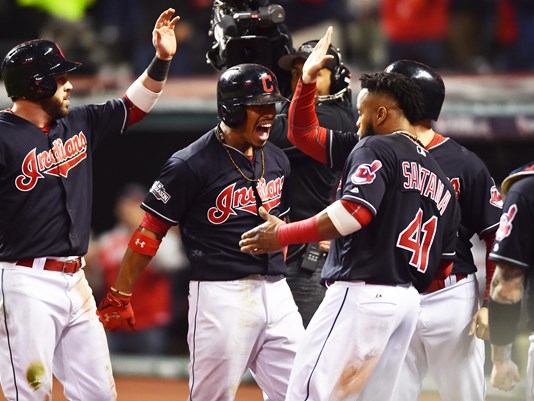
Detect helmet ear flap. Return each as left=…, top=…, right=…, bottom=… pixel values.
left=220, top=103, right=246, bottom=128
left=328, top=46, right=350, bottom=95
left=31, top=75, right=58, bottom=100
left=330, top=63, right=351, bottom=95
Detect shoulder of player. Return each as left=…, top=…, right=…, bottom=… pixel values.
left=163, top=132, right=215, bottom=170
left=431, top=137, right=490, bottom=174
left=264, top=140, right=290, bottom=166
left=316, top=101, right=355, bottom=131
left=506, top=174, right=534, bottom=198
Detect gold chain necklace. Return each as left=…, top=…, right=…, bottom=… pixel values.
left=216, top=126, right=265, bottom=183
left=397, top=131, right=425, bottom=148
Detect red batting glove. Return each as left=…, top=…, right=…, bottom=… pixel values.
left=96, top=291, right=136, bottom=331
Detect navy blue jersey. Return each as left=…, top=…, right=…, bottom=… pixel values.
left=489, top=175, right=534, bottom=329
left=322, top=133, right=460, bottom=292
left=141, top=129, right=291, bottom=281
left=427, top=135, right=502, bottom=274
left=0, top=101, right=128, bottom=260
left=329, top=133, right=501, bottom=275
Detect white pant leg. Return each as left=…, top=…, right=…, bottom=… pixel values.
left=395, top=316, right=428, bottom=401
left=53, top=270, right=116, bottom=401
left=187, top=277, right=303, bottom=401
left=419, top=274, right=486, bottom=401
left=0, top=265, right=115, bottom=401
left=285, top=281, right=420, bottom=401
left=249, top=278, right=304, bottom=401
left=527, top=334, right=534, bottom=401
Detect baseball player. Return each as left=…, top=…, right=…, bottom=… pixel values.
left=0, top=9, right=178, bottom=401
left=269, top=39, right=356, bottom=327
left=96, top=64, right=305, bottom=401
left=285, top=56, right=503, bottom=400
left=488, top=161, right=534, bottom=399
left=387, top=60, right=503, bottom=401
left=240, top=27, right=461, bottom=401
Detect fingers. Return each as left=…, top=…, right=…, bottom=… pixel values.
left=468, top=316, right=477, bottom=336
left=127, top=318, right=137, bottom=332
left=258, top=206, right=269, bottom=220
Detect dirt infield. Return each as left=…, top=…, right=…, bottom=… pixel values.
left=0, top=376, right=517, bottom=400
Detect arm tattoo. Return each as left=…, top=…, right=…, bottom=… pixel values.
left=491, top=343, right=513, bottom=363
left=490, top=264, right=525, bottom=303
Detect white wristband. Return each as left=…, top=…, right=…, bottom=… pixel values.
left=125, top=78, right=162, bottom=113
left=326, top=200, right=363, bottom=236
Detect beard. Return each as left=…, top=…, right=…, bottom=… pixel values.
left=359, top=124, right=376, bottom=139
left=40, top=96, right=69, bottom=119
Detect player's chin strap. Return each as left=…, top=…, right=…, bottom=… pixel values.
left=316, top=87, right=349, bottom=103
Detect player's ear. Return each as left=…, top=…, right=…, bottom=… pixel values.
left=376, top=106, right=388, bottom=127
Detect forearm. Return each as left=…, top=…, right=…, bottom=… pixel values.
left=491, top=343, right=513, bottom=363
left=113, top=248, right=153, bottom=294
left=288, top=79, right=328, bottom=164
left=140, top=56, right=172, bottom=93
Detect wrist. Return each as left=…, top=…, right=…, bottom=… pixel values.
left=276, top=215, right=324, bottom=247
left=110, top=286, right=132, bottom=299
left=147, top=56, right=172, bottom=81
left=491, top=343, right=513, bottom=363
left=301, top=74, right=317, bottom=85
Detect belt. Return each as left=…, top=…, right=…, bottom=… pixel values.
left=16, top=258, right=82, bottom=274
left=424, top=274, right=467, bottom=294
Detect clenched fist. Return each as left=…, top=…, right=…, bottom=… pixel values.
left=96, top=290, right=136, bottom=331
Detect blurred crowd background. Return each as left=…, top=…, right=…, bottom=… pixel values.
left=1, top=0, right=533, bottom=81
left=1, top=0, right=533, bottom=362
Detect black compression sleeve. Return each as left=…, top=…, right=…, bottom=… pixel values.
left=488, top=298, right=521, bottom=345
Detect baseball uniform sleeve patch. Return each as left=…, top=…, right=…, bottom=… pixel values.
left=351, top=160, right=382, bottom=185
left=495, top=204, right=518, bottom=241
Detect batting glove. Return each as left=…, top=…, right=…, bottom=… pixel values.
left=97, top=290, right=136, bottom=331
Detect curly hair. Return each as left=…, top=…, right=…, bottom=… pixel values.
left=359, top=72, right=424, bottom=124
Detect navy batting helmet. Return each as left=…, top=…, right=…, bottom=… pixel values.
left=217, top=63, right=288, bottom=128
left=1, top=39, right=81, bottom=100
left=384, top=60, right=445, bottom=121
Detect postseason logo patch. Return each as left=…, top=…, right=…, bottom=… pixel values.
left=150, top=181, right=171, bottom=204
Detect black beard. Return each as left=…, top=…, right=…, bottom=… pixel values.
left=361, top=124, right=376, bottom=139
left=41, top=96, right=69, bottom=119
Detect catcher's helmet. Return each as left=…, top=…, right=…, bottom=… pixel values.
left=217, top=63, right=288, bottom=128
left=384, top=60, right=445, bottom=121
left=1, top=39, right=81, bottom=100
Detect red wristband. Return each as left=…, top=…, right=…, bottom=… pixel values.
left=128, top=230, right=161, bottom=256
left=276, top=215, right=324, bottom=247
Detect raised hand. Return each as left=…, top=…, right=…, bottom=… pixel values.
left=301, top=26, right=335, bottom=85
left=153, top=8, right=180, bottom=61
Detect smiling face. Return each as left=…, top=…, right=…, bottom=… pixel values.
left=40, top=74, right=72, bottom=119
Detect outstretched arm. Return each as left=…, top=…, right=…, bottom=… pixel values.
left=240, top=200, right=373, bottom=254
left=124, top=8, right=180, bottom=125
left=287, top=27, right=335, bottom=164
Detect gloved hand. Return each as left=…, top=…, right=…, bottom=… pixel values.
left=96, top=290, right=136, bottom=331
